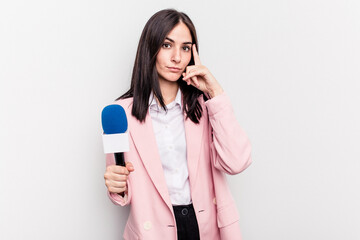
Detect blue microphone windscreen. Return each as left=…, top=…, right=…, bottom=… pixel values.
left=101, top=104, right=128, bottom=134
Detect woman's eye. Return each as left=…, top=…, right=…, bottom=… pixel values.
left=162, top=43, right=171, bottom=48
left=183, top=46, right=190, bottom=51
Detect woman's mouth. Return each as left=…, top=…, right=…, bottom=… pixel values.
left=167, top=67, right=181, bottom=72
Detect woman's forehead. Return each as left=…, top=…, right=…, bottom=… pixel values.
left=166, top=23, right=192, bottom=43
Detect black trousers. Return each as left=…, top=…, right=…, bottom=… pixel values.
left=172, top=203, right=200, bottom=240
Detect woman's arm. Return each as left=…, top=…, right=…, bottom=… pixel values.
left=182, top=44, right=252, bottom=174
left=206, top=92, right=252, bottom=175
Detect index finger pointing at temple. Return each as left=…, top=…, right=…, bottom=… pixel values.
left=192, top=44, right=201, bottom=65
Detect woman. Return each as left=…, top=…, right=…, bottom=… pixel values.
left=104, top=8, right=252, bottom=240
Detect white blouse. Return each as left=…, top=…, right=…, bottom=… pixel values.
left=148, top=88, right=191, bottom=206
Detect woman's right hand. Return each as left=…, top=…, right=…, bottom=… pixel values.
left=104, top=162, right=134, bottom=194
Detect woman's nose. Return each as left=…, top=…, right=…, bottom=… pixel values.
left=171, top=49, right=181, bottom=63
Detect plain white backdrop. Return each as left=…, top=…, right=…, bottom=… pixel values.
left=1, top=0, right=359, bottom=239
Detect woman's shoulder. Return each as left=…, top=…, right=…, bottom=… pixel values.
left=113, top=97, right=133, bottom=113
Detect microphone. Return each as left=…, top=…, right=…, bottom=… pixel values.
left=101, top=104, right=129, bottom=166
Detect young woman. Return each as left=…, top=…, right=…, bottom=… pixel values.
left=104, top=9, right=252, bottom=240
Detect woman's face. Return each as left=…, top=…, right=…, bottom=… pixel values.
left=156, top=22, right=193, bottom=85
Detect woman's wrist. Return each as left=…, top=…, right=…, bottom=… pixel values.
left=208, top=86, right=224, bottom=99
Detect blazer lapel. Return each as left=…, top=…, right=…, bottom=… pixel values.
left=129, top=113, right=173, bottom=212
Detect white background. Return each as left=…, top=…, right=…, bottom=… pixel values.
left=1, top=0, right=359, bottom=239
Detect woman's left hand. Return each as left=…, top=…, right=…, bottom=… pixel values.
left=182, top=44, right=224, bottom=98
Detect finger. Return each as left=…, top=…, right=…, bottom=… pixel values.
left=182, top=73, right=191, bottom=85
left=183, top=69, right=201, bottom=80
left=185, top=65, right=195, bottom=76
left=183, top=66, right=203, bottom=80
left=191, top=76, right=200, bottom=88
left=104, top=171, right=127, bottom=181
left=108, top=165, right=129, bottom=175
left=110, top=173, right=128, bottom=181
left=184, top=74, right=199, bottom=88
left=105, top=178, right=127, bottom=190
left=109, top=180, right=127, bottom=188
left=192, top=44, right=201, bottom=65
left=125, top=162, right=134, bottom=172
left=108, top=185, right=127, bottom=194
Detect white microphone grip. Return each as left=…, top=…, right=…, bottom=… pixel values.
left=102, top=132, right=129, bottom=154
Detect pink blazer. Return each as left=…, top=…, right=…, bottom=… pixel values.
left=105, top=92, right=252, bottom=240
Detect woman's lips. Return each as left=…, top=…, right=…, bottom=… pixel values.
left=167, top=67, right=181, bottom=72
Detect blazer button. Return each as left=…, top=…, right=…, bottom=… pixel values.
left=143, top=221, right=152, bottom=230
left=181, top=208, right=189, bottom=215
left=213, top=198, right=217, bottom=205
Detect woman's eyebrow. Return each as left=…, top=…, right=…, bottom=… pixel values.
left=165, top=37, right=192, bottom=45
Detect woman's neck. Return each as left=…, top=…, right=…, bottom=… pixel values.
left=158, top=80, right=179, bottom=105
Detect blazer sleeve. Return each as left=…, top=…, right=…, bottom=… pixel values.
left=105, top=153, right=132, bottom=206
left=205, top=92, right=252, bottom=175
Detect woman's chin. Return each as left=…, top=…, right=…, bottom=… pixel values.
left=163, top=75, right=182, bottom=82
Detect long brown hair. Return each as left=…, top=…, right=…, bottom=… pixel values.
left=117, top=8, right=207, bottom=123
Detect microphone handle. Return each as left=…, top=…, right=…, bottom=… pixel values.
left=114, top=152, right=125, bottom=166
left=114, top=152, right=126, bottom=197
